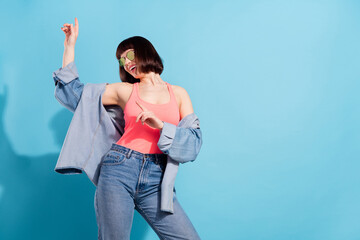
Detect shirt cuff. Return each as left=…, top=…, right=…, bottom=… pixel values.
left=52, top=61, right=78, bottom=86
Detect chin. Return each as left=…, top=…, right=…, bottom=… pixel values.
left=133, top=72, right=143, bottom=79
left=127, top=71, right=139, bottom=79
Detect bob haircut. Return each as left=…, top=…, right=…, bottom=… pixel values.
left=116, top=36, right=164, bottom=83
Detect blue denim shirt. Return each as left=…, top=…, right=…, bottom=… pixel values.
left=52, top=61, right=202, bottom=213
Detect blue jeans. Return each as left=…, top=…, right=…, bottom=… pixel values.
left=94, top=143, right=201, bottom=240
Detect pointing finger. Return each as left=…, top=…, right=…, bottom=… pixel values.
left=74, top=17, right=79, bottom=32
left=136, top=101, right=147, bottom=111
left=136, top=111, right=143, bottom=123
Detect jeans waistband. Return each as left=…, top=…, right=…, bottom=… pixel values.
left=110, top=143, right=167, bottom=164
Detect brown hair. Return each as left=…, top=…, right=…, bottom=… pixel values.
left=116, top=36, right=164, bottom=83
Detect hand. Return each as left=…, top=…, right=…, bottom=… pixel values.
left=61, top=17, right=79, bottom=48
left=135, top=101, right=164, bottom=129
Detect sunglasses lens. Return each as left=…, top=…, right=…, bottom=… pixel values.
left=119, top=58, right=125, bottom=66
left=127, top=50, right=135, bottom=61
left=119, top=50, right=134, bottom=66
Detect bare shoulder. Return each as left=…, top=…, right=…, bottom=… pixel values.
left=106, top=81, right=133, bottom=89
left=106, top=82, right=133, bottom=94
left=171, top=85, right=191, bottom=100
left=104, top=82, right=134, bottom=109
left=171, top=84, right=194, bottom=118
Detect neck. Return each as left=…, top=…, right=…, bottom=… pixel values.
left=139, top=72, right=164, bottom=86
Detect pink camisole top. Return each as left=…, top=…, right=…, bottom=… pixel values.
left=116, top=82, right=180, bottom=154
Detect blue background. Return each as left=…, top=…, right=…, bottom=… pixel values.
left=0, top=0, right=359, bottom=239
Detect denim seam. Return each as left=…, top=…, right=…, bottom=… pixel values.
left=101, top=153, right=127, bottom=166
left=53, top=79, right=81, bottom=112
left=135, top=156, right=146, bottom=195
left=68, top=78, right=81, bottom=99
left=95, top=190, right=102, bottom=240
left=136, top=204, right=165, bottom=240
left=55, top=75, right=81, bottom=99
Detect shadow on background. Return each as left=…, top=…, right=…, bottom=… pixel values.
left=0, top=85, right=150, bottom=239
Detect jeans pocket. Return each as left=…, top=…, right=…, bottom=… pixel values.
left=101, top=150, right=127, bottom=166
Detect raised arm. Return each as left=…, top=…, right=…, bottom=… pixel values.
left=61, top=17, right=78, bottom=68
left=54, top=17, right=131, bottom=112
left=52, top=18, right=83, bottom=113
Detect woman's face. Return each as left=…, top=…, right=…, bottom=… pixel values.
left=121, top=48, right=138, bottom=77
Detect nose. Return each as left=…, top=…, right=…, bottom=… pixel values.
left=125, top=58, right=132, bottom=69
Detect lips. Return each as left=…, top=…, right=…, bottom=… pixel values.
left=129, top=64, right=136, bottom=71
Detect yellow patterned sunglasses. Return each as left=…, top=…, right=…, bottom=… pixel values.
left=119, top=50, right=135, bottom=67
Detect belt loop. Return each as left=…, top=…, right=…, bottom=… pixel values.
left=126, top=150, right=133, bottom=159
left=155, top=155, right=160, bottom=165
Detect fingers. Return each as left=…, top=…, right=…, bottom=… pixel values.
left=61, top=26, right=69, bottom=31
left=61, top=27, right=69, bottom=36
left=61, top=23, right=74, bottom=30
left=135, top=102, right=158, bottom=127
left=61, top=28, right=70, bottom=37
left=61, top=18, right=78, bottom=33
left=136, top=111, right=147, bottom=125
left=136, top=101, right=143, bottom=110
left=74, top=17, right=79, bottom=32
left=61, top=23, right=71, bottom=29
left=135, top=109, right=162, bottom=129
left=61, top=23, right=71, bottom=33
left=136, top=111, right=153, bottom=125
left=136, top=101, right=148, bottom=111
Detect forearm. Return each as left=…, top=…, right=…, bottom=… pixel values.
left=62, top=46, right=75, bottom=68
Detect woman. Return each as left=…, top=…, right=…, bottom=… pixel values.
left=59, top=18, right=201, bottom=239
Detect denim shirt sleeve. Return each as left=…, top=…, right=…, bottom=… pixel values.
left=52, top=61, right=84, bottom=113
left=157, top=119, right=202, bottom=164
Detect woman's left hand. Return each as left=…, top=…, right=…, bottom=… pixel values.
left=136, top=101, right=164, bottom=129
